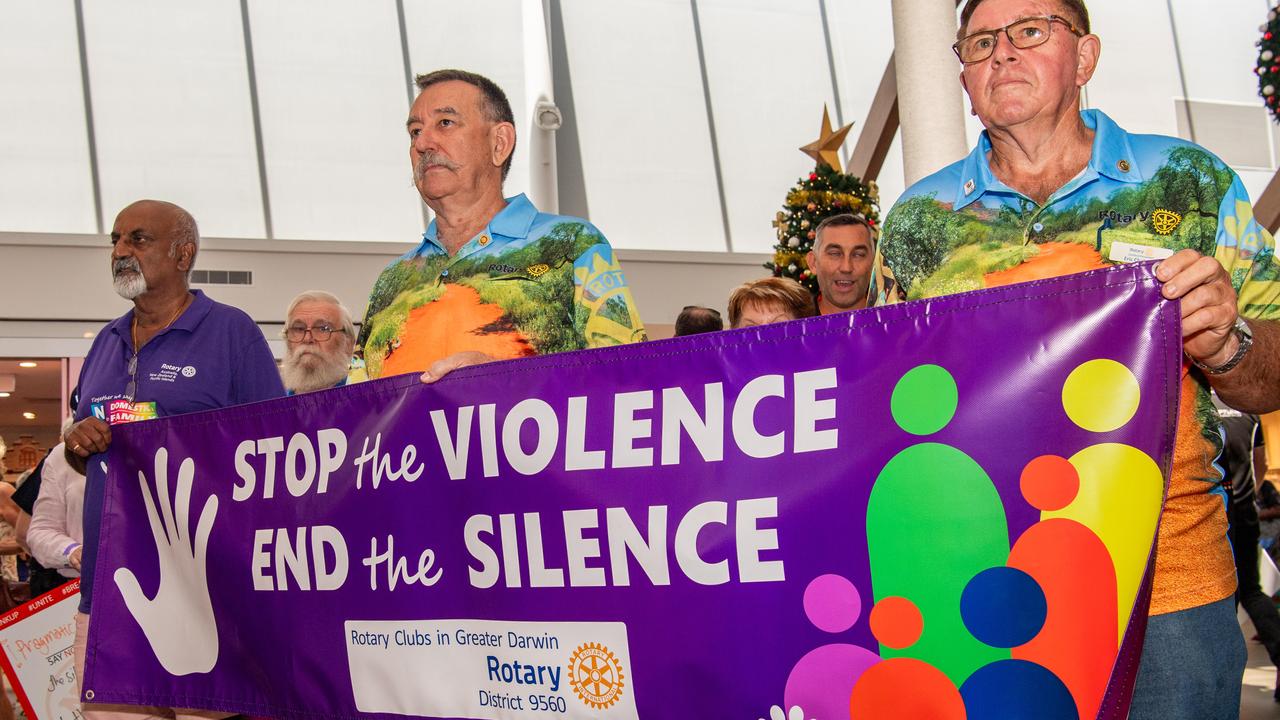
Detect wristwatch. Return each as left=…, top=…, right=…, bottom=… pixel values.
left=1193, top=317, right=1253, bottom=375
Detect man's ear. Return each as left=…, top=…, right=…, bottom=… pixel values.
left=491, top=122, right=516, bottom=170
left=1076, top=34, right=1101, bottom=87
left=176, top=242, right=196, bottom=273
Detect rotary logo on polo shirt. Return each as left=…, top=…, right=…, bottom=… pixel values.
left=149, top=363, right=196, bottom=383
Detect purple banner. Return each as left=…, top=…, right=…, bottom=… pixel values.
left=85, top=263, right=1178, bottom=720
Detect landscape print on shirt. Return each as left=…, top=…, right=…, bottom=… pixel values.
left=883, top=140, right=1280, bottom=495
left=356, top=220, right=646, bottom=379
left=881, top=145, right=1280, bottom=319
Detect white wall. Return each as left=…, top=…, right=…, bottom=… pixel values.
left=0, top=232, right=768, bottom=355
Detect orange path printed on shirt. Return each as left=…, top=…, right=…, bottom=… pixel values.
left=1009, top=518, right=1117, bottom=720
left=983, top=242, right=1105, bottom=287
left=380, top=284, right=535, bottom=376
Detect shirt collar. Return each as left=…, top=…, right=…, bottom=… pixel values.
left=953, top=109, right=1142, bottom=211
left=169, top=289, right=213, bottom=333
left=107, top=289, right=213, bottom=348
left=419, top=193, right=539, bottom=255
left=1082, top=109, right=1144, bottom=184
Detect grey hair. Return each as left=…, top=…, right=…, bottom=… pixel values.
left=154, top=201, right=199, bottom=280
left=285, top=290, right=356, bottom=344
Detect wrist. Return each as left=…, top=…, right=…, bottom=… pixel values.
left=1193, top=318, right=1253, bottom=375
left=1201, top=334, right=1241, bottom=370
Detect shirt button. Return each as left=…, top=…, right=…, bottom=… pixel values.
left=441, top=270, right=450, bottom=277
left=1032, top=222, right=1044, bottom=232
left=479, top=235, right=490, bottom=246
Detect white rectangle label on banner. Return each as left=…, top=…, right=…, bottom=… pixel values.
left=346, top=619, right=638, bottom=719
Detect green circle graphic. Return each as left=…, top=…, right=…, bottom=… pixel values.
left=891, top=364, right=958, bottom=435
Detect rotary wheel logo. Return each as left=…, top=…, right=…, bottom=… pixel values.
left=567, top=642, right=625, bottom=710
left=526, top=263, right=551, bottom=278
left=1150, top=208, right=1183, bottom=236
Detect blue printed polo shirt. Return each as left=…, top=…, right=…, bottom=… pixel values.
left=879, top=109, right=1280, bottom=615
left=352, top=194, right=647, bottom=380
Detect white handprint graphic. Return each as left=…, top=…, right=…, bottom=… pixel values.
left=113, top=447, right=220, bottom=676
left=758, top=706, right=811, bottom=720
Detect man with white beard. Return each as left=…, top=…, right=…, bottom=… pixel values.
left=281, top=290, right=356, bottom=394
left=62, top=199, right=282, bottom=720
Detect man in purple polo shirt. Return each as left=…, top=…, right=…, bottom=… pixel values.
left=63, top=199, right=283, bottom=720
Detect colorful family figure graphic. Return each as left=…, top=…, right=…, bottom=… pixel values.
left=780, top=360, right=1164, bottom=720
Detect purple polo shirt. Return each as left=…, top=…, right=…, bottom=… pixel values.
left=74, top=290, right=284, bottom=613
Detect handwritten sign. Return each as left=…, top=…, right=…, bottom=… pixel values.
left=0, top=582, right=81, bottom=720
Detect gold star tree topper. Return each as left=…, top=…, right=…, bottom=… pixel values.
left=799, top=105, right=854, bottom=172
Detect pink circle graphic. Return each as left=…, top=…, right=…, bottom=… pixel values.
left=804, top=574, right=862, bottom=633
left=785, top=643, right=880, bottom=720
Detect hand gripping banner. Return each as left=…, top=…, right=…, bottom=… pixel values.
left=85, top=262, right=1179, bottom=720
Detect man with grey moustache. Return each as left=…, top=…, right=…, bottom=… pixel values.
left=281, top=290, right=356, bottom=394
left=63, top=199, right=282, bottom=720
left=350, top=68, right=646, bottom=384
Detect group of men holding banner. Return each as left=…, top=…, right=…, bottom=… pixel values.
left=46, top=0, right=1280, bottom=718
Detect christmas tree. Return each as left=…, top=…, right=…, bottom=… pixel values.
left=768, top=108, right=880, bottom=294
left=1258, top=6, right=1280, bottom=119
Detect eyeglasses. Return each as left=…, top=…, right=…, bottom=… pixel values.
left=125, top=354, right=138, bottom=402
left=284, top=324, right=345, bottom=342
left=953, top=15, right=1083, bottom=64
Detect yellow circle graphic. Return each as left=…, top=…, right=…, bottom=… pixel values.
left=567, top=642, right=626, bottom=710
left=1062, top=359, right=1140, bottom=433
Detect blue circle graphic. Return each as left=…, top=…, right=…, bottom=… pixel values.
left=961, top=566, right=1047, bottom=648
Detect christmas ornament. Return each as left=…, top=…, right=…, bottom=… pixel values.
left=799, top=106, right=855, bottom=172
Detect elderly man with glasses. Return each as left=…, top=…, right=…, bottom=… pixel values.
left=280, top=290, right=356, bottom=395
left=878, top=1, right=1280, bottom=717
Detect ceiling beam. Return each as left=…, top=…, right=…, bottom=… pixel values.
left=847, top=52, right=900, bottom=183
left=1255, top=167, right=1280, bottom=233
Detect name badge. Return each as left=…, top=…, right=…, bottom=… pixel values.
left=107, top=400, right=158, bottom=425
left=1108, top=241, right=1174, bottom=264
